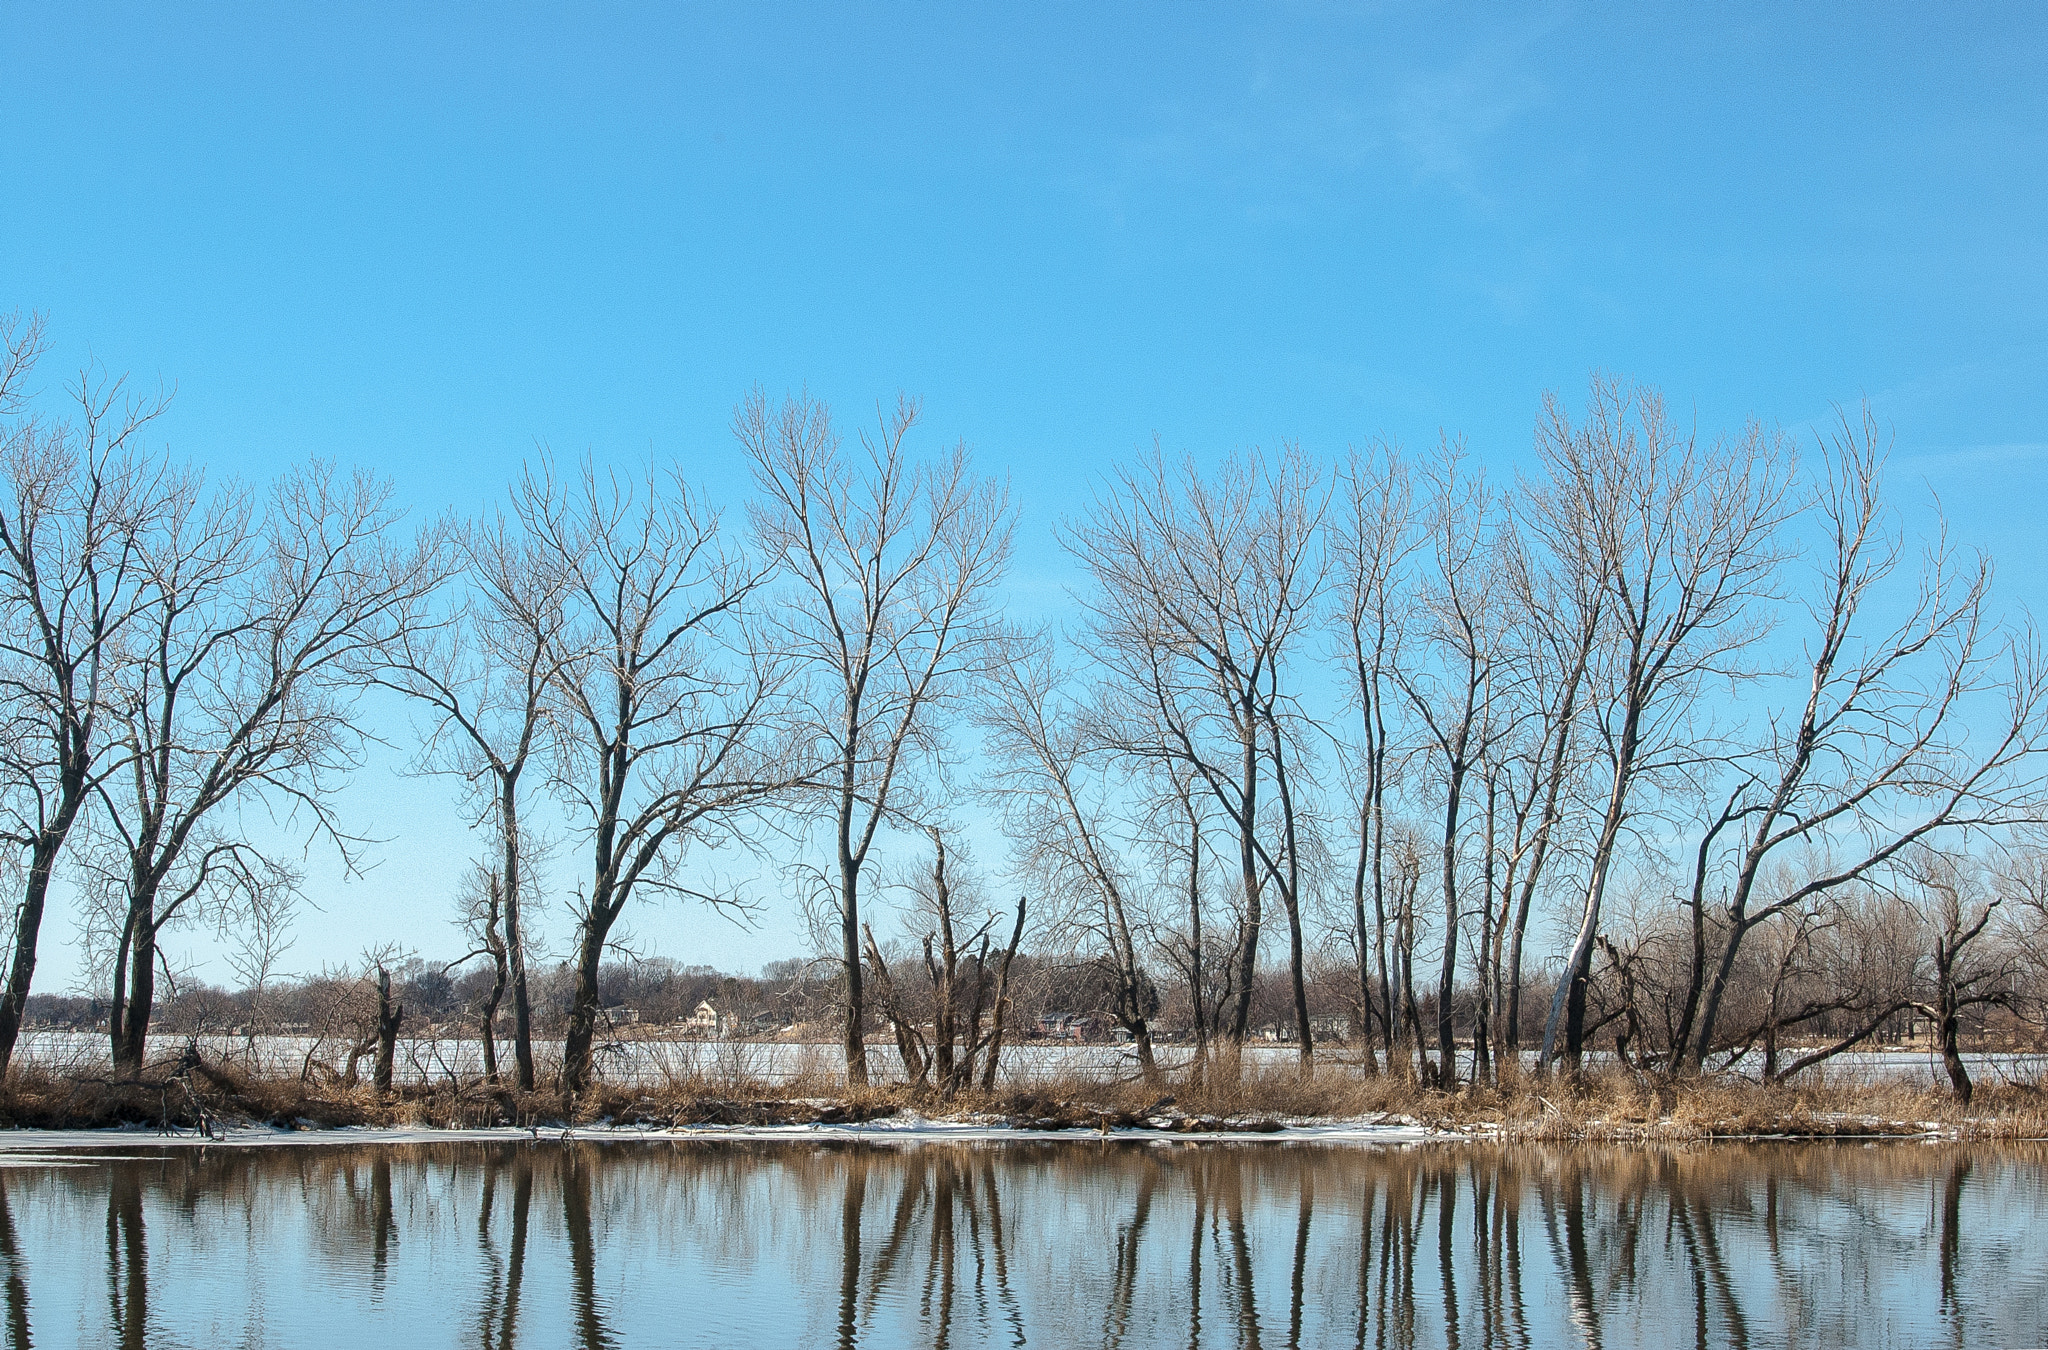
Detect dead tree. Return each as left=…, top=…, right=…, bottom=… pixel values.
left=447, top=863, right=511, bottom=1084
left=372, top=961, right=404, bottom=1095
left=1151, top=762, right=1232, bottom=1085
left=867, top=836, right=1028, bottom=1098
left=739, top=391, right=1013, bottom=1088
left=1909, top=854, right=2017, bottom=1104
left=1487, top=505, right=1600, bottom=1064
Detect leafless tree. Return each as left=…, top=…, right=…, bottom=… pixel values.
left=1329, top=441, right=1415, bottom=1076
left=1677, top=410, right=2048, bottom=1072
left=864, top=831, right=1025, bottom=1098
left=1529, top=377, right=1796, bottom=1072
left=739, top=391, right=1014, bottom=1087
left=92, top=461, right=441, bottom=1071
left=446, top=862, right=511, bottom=1084
left=375, top=504, right=581, bottom=1089
left=1486, top=505, right=1602, bottom=1064
left=0, top=313, right=169, bottom=1074
left=1069, top=444, right=1327, bottom=1073
left=981, top=637, right=1163, bottom=1083
left=1996, top=846, right=2048, bottom=1038
left=1392, top=442, right=1512, bottom=1089
left=368, top=947, right=407, bottom=1096
left=523, top=455, right=791, bottom=1095
left=1148, top=761, right=1235, bottom=1084
left=1907, top=852, right=2017, bottom=1103
left=223, top=872, right=296, bottom=1034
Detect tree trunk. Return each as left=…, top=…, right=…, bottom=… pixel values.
left=1542, top=783, right=1626, bottom=1074
left=111, top=903, right=157, bottom=1074
left=1436, top=773, right=1465, bottom=1090
left=1935, top=961, right=1974, bottom=1105
left=561, top=897, right=620, bottom=1096
left=0, top=834, right=66, bottom=1077
left=499, top=783, right=535, bottom=1091
left=863, top=924, right=929, bottom=1087
left=838, top=819, right=869, bottom=1088
left=1350, top=807, right=1380, bottom=1076
left=479, top=955, right=506, bottom=1085
left=1226, top=722, right=1261, bottom=1054
left=373, top=967, right=403, bottom=1095
left=1474, top=783, right=1497, bottom=1086
left=977, top=897, right=1026, bottom=1092
left=1189, top=812, right=1212, bottom=1088
left=1938, top=996, right=1972, bottom=1104
left=1284, top=891, right=1312, bottom=1075
left=929, top=848, right=958, bottom=1091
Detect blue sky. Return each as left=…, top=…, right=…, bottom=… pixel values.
left=4, top=2, right=2045, bottom=987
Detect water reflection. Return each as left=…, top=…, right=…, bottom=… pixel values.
left=0, top=1175, right=28, bottom=1350
left=0, top=1139, right=2041, bottom=1348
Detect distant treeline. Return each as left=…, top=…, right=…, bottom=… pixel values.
left=4, top=314, right=2047, bottom=1104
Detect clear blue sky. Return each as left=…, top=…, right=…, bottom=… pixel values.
left=4, top=2, right=2045, bottom=988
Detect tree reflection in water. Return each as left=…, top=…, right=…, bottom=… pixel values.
left=0, top=1139, right=2040, bottom=1347
left=0, top=1174, right=30, bottom=1350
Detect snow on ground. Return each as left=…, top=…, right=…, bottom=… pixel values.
left=16, top=1030, right=2044, bottom=1089
left=0, top=1115, right=1452, bottom=1153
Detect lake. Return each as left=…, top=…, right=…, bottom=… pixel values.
left=1, top=1138, right=2043, bottom=1347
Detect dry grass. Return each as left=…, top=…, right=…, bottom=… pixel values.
left=5, top=1049, right=2044, bottom=1142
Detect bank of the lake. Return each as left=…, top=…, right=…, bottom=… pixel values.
left=4, top=1054, right=2046, bottom=1145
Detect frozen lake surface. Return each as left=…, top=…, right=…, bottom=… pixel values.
left=16, top=1029, right=2046, bottom=1089
left=0, top=1135, right=2043, bottom=1347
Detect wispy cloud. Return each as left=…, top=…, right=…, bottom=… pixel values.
left=1065, top=6, right=1573, bottom=226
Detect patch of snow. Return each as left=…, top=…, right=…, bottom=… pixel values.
left=0, top=1114, right=1448, bottom=1153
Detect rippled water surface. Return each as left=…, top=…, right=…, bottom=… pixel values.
left=1, top=1138, right=2044, bottom=1348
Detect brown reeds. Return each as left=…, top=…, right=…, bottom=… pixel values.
left=3, top=1050, right=2043, bottom=1142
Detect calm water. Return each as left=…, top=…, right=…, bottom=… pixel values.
left=1, top=1139, right=2044, bottom=1348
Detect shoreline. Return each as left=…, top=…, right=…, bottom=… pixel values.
left=3, top=1112, right=2042, bottom=1153
left=7, top=1052, right=2045, bottom=1147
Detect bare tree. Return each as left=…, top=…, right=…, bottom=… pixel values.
left=981, top=638, right=1163, bottom=1083
left=1678, top=411, right=2048, bottom=1072
left=92, top=461, right=440, bottom=1071
left=1150, top=761, right=1233, bottom=1084
left=525, top=456, right=790, bottom=1095
left=739, top=391, right=1013, bottom=1087
left=1070, top=444, right=1326, bottom=1073
left=0, top=314, right=168, bottom=1074
left=446, top=862, right=511, bottom=1084
left=1997, top=846, right=2048, bottom=1039
left=1529, top=377, right=1795, bottom=1072
left=369, top=949, right=406, bottom=1096
left=1329, top=441, right=1416, bottom=1076
left=864, top=831, right=1025, bottom=1098
left=376, top=504, right=580, bottom=1089
left=1487, top=505, right=1602, bottom=1064
left=1907, top=852, right=2017, bottom=1104
left=1392, top=443, right=1511, bottom=1089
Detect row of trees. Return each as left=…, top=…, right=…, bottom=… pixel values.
left=4, top=311, right=2045, bottom=1099
left=1002, top=380, right=2048, bottom=1101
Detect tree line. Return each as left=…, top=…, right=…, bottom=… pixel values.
left=4, top=312, right=2046, bottom=1100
